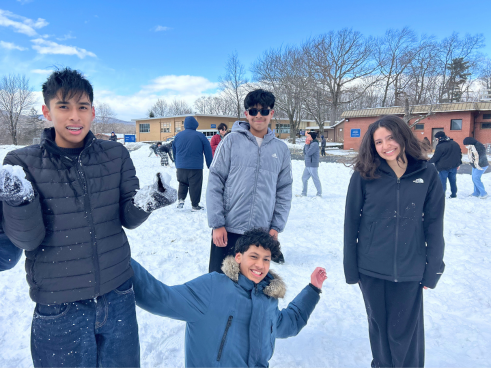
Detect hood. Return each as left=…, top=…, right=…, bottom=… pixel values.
left=184, top=116, right=199, bottom=130
left=377, top=154, right=427, bottom=178
left=463, top=137, right=478, bottom=146
left=231, top=121, right=275, bottom=142
left=437, top=137, right=452, bottom=144
left=221, top=256, right=286, bottom=299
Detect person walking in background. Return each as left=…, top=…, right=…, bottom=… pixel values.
left=321, top=134, right=326, bottom=156
left=344, top=115, right=445, bottom=368
left=109, top=131, right=118, bottom=142
left=463, top=137, right=489, bottom=199
left=428, top=131, right=462, bottom=198
left=173, top=116, right=213, bottom=211
left=210, top=123, right=228, bottom=156
left=298, top=131, right=322, bottom=197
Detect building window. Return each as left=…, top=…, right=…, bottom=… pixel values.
left=175, top=121, right=184, bottom=132
left=414, top=124, right=424, bottom=130
left=483, top=114, right=491, bottom=119
left=139, top=123, right=150, bottom=133
left=450, top=119, right=462, bottom=130
left=482, top=123, right=491, bottom=129
left=276, top=124, right=290, bottom=134
left=161, top=122, right=171, bottom=133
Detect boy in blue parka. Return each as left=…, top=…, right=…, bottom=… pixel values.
left=131, top=228, right=327, bottom=367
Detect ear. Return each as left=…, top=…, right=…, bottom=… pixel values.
left=235, top=253, right=242, bottom=264
left=42, top=105, right=52, bottom=121
left=91, top=106, right=95, bottom=121
left=270, top=109, right=275, bottom=117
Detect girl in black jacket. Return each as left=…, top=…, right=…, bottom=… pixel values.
left=344, top=115, right=445, bottom=368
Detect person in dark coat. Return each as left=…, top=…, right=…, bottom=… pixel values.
left=320, top=134, right=326, bottom=156
left=210, top=123, right=228, bottom=156
left=0, top=68, right=177, bottom=368
left=131, top=228, right=327, bottom=367
left=428, top=131, right=462, bottom=198
left=344, top=115, right=445, bottom=368
left=463, top=137, right=489, bottom=198
left=173, top=116, right=213, bottom=211
left=109, top=131, right=118, bottom=142
left=148, top=142, right=159, bottom=157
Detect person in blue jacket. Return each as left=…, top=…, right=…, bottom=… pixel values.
left=173, top=116, right=213, bottom=211
left=131, top=228, right=327, bottom=367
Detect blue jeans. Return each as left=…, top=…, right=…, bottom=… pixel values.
left=471, top=167, right=488, bottom=197
left=438, top=167, right=458, bottom=197
left=31, top=279, right=140, bottom=367
left=302, top=167, right=322, bottom=196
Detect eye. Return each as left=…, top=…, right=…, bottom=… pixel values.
left=250, top=255, right=257, bottom=259
left=264, top=259, right=270, bottom=263
left=80, top=106, right=88, bottom=110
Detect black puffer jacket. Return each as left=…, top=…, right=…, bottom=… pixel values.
left=463, top=137, right=489, bottom=169
left=428, top=138, right=462, bottom=171
left=2, top=128, right=150, bottom=304
left=344, top=156, right=445, bottom=288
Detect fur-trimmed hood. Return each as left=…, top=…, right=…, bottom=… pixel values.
left=221, top=256, right=286, bottom=299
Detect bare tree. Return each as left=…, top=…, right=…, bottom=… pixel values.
left=0, top=74, right=36, bottom=145
left=305, top=29, right=380, bottom=126
left=252, top=45, right=308, bottom=143
left=94, top=102, right=117, bottom=134
left=194, top=95, right=236, bottom=116
left=168, top=99, right=193, bottom=115
left=150, top=98, right=170, bottom=117
left=220, top=51, right=248, bottom=119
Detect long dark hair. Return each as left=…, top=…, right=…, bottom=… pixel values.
left=353, top=115, right=426, bottom=180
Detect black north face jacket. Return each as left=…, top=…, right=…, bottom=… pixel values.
left=2, top=128, right=150, bottom=304
left=344, top=156, right=445, bottom=288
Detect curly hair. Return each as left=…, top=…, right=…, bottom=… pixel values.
left=234, top=228, right=282, bottom=261
left=42, top=67, right=93, bottom=108
left=353, top=115, right=427, bottom=180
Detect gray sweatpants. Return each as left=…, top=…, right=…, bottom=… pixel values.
left=302, top=167, right=322, bottom=196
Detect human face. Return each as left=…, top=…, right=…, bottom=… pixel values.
left=235, top=245, right=271, bottom=284
left=42, top=93, right=94, bottom=148
left=373, top=127, right=402, bottom=162
left=219, top=128, right=227, bottom=137
left=245, top=104, right=274, bottom=138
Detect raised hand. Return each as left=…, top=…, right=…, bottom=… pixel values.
left=311, top=267, right=327, bottom=289
left=134, top=172, right=177, bottom=212
left=0, top=165, right=34, bottom=206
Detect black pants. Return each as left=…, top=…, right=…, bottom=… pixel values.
left=321, top=147, right=326, bottom=156
left=176, top=169, right=203, bottom=207
left=359, top=273, right=425, bottom=368
left=208, top=231, right=242, bottom=273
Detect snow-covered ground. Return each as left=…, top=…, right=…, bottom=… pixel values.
left=1, top=143, right=491, bottom=367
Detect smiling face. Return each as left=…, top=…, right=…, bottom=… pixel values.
left=235, top=245, right=271, bottom=284
left=244, top=104, right=274, bottom=138
left=373, top=127, right=402, bottom=162
left=42, top=93, right=94, bottom=149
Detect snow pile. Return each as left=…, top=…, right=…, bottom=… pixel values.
left=0, top=164, right=34, bottom=204
left=0, top=144, right=490, bottom=367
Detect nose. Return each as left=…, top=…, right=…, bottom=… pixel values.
left=255, top=259, right=264, bottom=269
left=69, top=108, right=81, bottom=121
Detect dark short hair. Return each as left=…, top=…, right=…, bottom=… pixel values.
left=309, top=131, right=317, bottom=140
left=235, top=228, right=282, bottom=261
left=217, top=123, right=228, bottom=131
left=353, top=115, right=427, bottom=180
left=42, top=67, right=94, bottom=107
left=244, top=89, right=275, bottom=110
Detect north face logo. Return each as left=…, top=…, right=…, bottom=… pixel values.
left=272, top=153, right=278, bottom=158
left=413, top=178, right=424, bottom=184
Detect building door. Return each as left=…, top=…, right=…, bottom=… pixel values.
left=431, top=128, right=444, bottom=149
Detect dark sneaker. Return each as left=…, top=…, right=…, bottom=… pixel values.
left=191, top=205, right=205, bottom=211
left=449, top=195, right=457, bottom=198
left=177, top=200, right=184, bottom=209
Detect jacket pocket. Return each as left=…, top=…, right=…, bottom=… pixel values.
left=216, top=315, right=233, bottom=362
left=360, top=222, right=376, bottom=254
left=114, top=279, right=134, bottom=295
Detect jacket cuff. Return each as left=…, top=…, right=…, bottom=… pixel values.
left=270, top=226, right=281, bottom=233
left=308, top=283, right=322, bottom=294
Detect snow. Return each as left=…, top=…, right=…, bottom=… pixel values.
left=1, top=143, right=491, bottom=367
left=0, top=164, right=34, bottom=204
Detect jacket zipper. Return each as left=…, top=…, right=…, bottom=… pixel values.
left=75, top=138, right=101, bottom=296
left=217, top=316, right=233, bottom=361
left=248, top=139, right=262, bottom=229
left=394, top=177, right=400, bottom=282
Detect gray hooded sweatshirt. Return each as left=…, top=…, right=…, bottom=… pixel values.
left=207, top=121, right=293, bottom=234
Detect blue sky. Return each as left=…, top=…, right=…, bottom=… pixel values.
left=1, top=0, right=490, bottom=120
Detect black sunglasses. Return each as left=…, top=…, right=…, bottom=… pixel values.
left=247, top=108, right=271, bottom=116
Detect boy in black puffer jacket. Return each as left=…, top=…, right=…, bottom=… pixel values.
left=0, top=68, right=177, bottom=368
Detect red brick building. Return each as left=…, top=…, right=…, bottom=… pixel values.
left=341, top=102, right=491, bottom=153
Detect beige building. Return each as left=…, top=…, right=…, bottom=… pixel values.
left=131, top=114, right=312, bottom=142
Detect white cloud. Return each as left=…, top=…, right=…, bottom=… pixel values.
left=0, top=40, right=27, bottom=50
left=0, top=9, right=48, bottom=36
left=94, top=75, right=218, bottom=120
left=31, top=69, right=53, bottom=74
left=31, top=38, right=96, bottom=59
left=153, top=25, right=171, bottom=32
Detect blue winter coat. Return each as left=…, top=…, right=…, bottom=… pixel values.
left=172, top=117, right=213, bottom=170
left=304, top=140, right=320, bottom=167
left=131, top=257, right=320, bottom=367
left=0, top=207, right=22, bottom=272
